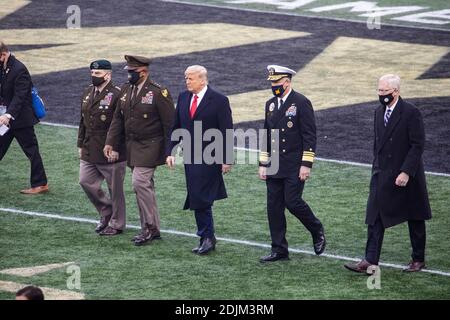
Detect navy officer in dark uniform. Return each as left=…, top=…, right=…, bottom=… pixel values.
left=259, top=65, right=326, bottom=263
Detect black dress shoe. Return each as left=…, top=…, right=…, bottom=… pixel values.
left=313, top=227, right=326, bottom=255
left=99, top=226, right=123, bottom=236
left=192, top=238, right=204, bottom=254
left=132, top=232, right=161, bottom=242
left=131, top=231, right=145, bottom=242
left=95, top=215, right=111, bottom=233
left=260, top=252, right=289, bottom=263
left=134, top=230, right=160, bottom=246
left=197, top=237, right=216, bottom=255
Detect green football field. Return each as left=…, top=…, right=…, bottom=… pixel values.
left=170, top=0, right=450, bottom=29
left=0, top=124, right=449, bottom=299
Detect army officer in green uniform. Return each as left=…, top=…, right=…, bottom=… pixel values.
left=105, top=55, right=175, bottom=246
left=78, top=59, right=127, bottom=236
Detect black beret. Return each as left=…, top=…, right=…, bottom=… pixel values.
left=90, top=59, right=112, bottom=70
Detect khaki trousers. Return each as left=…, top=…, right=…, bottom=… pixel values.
left=79, top=160, right=127, bottom=230
left=131, top=166, right=160, bottom=232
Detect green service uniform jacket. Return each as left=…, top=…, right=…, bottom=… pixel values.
left=77, top=82, right=126, bottom=164
left=106, top=78, right=175, bottom=168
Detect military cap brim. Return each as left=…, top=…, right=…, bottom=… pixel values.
left=267, top=65, right=297, bottom=81
left=124, top=55, right=151, bottom=70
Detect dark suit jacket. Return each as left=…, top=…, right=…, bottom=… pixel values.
left=0, top=55, right=38, bottom=129
left=167, top=86, right=233, bottom=210
left=259, top=90, right=317, bottom=178
left=366, top=97, right=432, bottom=228
left=77, top=82, right=126, bottom=164
left=106, top=77, right=175, bottom=168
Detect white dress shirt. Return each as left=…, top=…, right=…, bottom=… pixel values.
left=384, top=98, right=399, bottom=119
left=278, top=88, right=292, bottom=109
left=190, top=85, right=208, bottom=110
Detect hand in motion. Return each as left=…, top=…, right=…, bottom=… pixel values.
left=299, top=166, right=311, bottom=181
left=395, top=172, right=409, bottom=187
left=222, top=164, right=232, bottom=174
left=0, top=115, right=10, bottom=126
left=166, top=156, right=176, bottom=169
left=259, top=166, right=267, bottom=180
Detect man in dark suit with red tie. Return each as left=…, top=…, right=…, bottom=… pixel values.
left=166, top=65, right=233, bottom=255
left=345, top=74, right=432, bottom=274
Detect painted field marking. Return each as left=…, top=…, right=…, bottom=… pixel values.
left=1, top=207, right=450, bottom=277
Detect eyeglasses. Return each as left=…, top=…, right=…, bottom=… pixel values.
left=377, top=88, right=396, bottom=94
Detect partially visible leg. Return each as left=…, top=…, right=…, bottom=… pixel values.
left=79, top=160, right=112, bottom=219
left=132, top=167, right=161, bottom=244
left=266, top=178, right=288, bottom=255
left=284, top=175, right=322, bottom=235
left=100, top=161, right=127, bottom=231
left=0, top=130, right=14, bottom=160
left=408, top=220, right=426, bottom=262
left=195, top=207, right=216, bottom=254
left=403, top=220, right=427, bottom=272
left=14, top=126, right=47, bottom=187
left=194, top=207, right=214, bottom=239
left=365, top=214, right=385, bottom=265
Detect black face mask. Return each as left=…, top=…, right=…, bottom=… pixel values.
left=128, top=70, right=141, bottom=85
left=379, top=92, right=395, bottom=106
left=91, top=76, right=106, bottom=87
left=271, top=84, right=286, bottom=98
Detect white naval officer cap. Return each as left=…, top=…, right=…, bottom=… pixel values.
left=267, top=65, right=297, bottom=81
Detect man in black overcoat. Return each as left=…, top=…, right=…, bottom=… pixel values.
left=345, top=74, right=432, bottom=273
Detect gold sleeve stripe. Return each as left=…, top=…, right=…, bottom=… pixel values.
left=303, top=151, right=316, bottom=156
left=302, top=155, right=315, bottom=162
left=260, top=152, right=270, bottom=161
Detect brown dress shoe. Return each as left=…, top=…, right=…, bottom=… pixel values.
left=20, top=184, right=49, bottom=195
left=403, top=261, right=425, bottom=272
left=99, top=226, right=123, bottom=236
left=344, top=259, right=377, bottom=274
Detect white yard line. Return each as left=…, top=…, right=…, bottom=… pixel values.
left=39, top=122, right=450, bottom=178
left=161, top=0, right=450, bottom=33
left=1, top=207, right=450, bottom=277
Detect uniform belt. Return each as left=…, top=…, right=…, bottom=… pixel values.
left=127, top=132, right=163, bottom=140
left=86, top=129, right=108, bottom=135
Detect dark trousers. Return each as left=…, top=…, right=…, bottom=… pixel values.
left=365, top=214, right=426, bottom=264
left=0, top=126, right=47, bottom=187
left=194, top=206, right=214, bottom=239
left=266, top=175, right=323, bottom=255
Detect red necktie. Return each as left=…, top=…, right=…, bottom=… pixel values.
left=190, top=94, right=198, bottom=119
